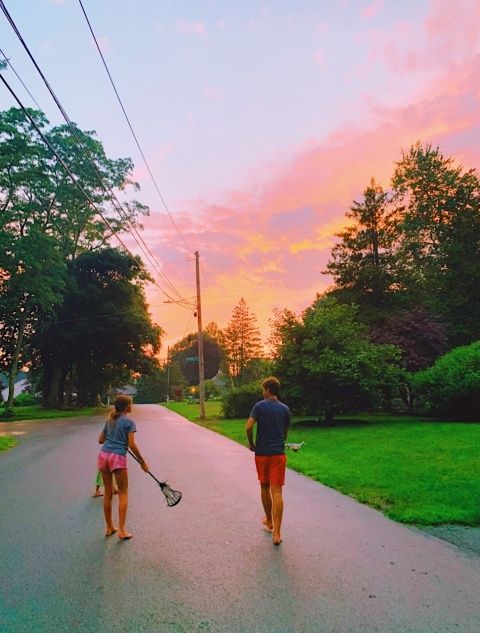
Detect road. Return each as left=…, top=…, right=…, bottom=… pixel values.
left=0, top=404, right=479, bottom=633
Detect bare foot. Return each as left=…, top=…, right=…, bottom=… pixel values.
left=118, top=531, right=133, bottom=540
left=273, top=533, right=283, bottom=546
left=262, top=516, right=273, bottom=531
left=92, top=490, right=103, bottom=497
left=105, top=527, right=118, bottom=536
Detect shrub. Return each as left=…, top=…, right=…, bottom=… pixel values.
left=413, top=341, right=480, bottom=420
left=13, top=392, right=40, bottom=407
left=222, top=383, right=263, bottom=419
left=0, top=407, right=15, bottom=419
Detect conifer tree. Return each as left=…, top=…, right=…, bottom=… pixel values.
left=224, top=298, right=263, bottom=385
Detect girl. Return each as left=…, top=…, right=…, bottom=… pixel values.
left=97, top=395, right=149, bottom=539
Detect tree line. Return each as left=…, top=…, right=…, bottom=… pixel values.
left=158, top=142, right=480, bottom=422
left=0, top=107, right=161, bottom=411
left=2, top=103, right=478, bottom=420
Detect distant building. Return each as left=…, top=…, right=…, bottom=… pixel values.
left=106, top=385, right=138, bottom=404
left=0, top=372, right=29, bottom=402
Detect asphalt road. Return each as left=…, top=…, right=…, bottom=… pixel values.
left=0, top=404, right=479, bottom=633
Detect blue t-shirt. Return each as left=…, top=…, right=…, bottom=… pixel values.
left=101, top=415, right=137, bottom=456
left=250, top=399, right=291, bottom=456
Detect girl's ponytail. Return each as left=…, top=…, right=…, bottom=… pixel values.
left=108, top=394, right=132, bottom=425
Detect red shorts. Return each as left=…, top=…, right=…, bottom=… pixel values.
left=98, top=451, right=127, bottom=472
left=255, top=454, right=286, bottom=486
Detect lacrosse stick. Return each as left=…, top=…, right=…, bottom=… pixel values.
left=285, top=441, right=305, bottom=452
left=128, top=450, right=182, bottom=507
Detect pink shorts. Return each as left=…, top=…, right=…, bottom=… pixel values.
left=98, top=451, right=127, bottom=472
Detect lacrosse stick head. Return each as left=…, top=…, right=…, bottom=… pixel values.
left=159, top=482, right=182, bottom=507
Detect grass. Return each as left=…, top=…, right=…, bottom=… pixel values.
left=0, top=436, right=18, bottom=451
left=0, top=404, right=102, bottom=422
left=165, top=401, right=480, bottom=526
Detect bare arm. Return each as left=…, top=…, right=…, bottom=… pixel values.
left=98, top=430, right=106, bottom=444
left=128, top=432, right=149, bottom=472
left=245, top=416, right=256, bottom=451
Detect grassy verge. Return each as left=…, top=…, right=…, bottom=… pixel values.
left=0, top=405, right=103, bottom=422
left=0, top=436, right=18, bottom=451
left=165, top=401, right=480, bottom=526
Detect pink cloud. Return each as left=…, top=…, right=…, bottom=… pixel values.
left=313, top=50, right=325, bottom=68
left=361, top=0, right=383, bottom=20
left=141, top=5, right=480, bottom=346
left=177, top=20, right=206, bottom=37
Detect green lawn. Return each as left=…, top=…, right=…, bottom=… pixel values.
left=0, top=405, right=102, bottom=422
left=165, top=401, right=480, bottom=526
left=0, top=436, right=18, bottom=451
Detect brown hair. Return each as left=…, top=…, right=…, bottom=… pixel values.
left=108, top=395, right=132, bottom=423
left=262, top=376, right=280, bottom=396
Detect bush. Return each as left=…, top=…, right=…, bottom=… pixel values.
left=13, top=392, right=40, bottom=407
left=413, top=341, right=480, bottom=420
left=0, top=407, right=15, bottom=419
left=221, top=383, right=263, bottom=419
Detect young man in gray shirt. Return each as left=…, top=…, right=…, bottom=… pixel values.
left=246, top=376, right=291, bottom=545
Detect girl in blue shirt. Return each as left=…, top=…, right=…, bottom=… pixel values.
left=98, top=395, right=148, bottom=539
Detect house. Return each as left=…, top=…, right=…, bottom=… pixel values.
left=106, top=384, right=138, bottom=405
left=0, top=372, right=29, bottom=402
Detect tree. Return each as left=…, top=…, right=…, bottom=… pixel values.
left=273, top=297, right=403, bottom=422
left=170, top=332, right=223, bottom=386
left=325, top=178, right=400, bottom=321
left=0, top=228, right=66, bottom=407
left=135, top=365, right=168, bottom=404
left=371, top=308, right=448, bottom=373
left=391, top=143, right=480, bottom=344
left=0, top=107, right=151, bottom=407
left=35, top=248, right=162, bottom=407
left=413, top=342, right=480, bottom=420
left=224, top=298, right=263, bottom=386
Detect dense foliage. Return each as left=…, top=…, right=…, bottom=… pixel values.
left=0, top=107, right=161, bottom=408
left=414, top=342, right=480, bottom=421
left=222, top=382, right=263, bottom=419
left=272, top=297, right=403, bottom=421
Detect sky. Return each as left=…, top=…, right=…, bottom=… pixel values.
left=1, top=0, right=480, bottom=354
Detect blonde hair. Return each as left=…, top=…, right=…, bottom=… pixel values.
left=108, top=395, right=132, bottom=423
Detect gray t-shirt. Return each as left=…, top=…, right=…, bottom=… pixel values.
left=250, top=399, right=291, bottom=456
left=101, top=415, right=136, bottom=455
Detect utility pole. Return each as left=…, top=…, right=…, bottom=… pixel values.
left=195, top=251, right=206, bottom=420
left=166, top=346, right=170, bottom=403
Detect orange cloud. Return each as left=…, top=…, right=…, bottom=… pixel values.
left=140, top=5, right=480, bottom=352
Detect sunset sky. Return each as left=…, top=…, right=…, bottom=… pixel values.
left=1, top=0, right=479, bottom=354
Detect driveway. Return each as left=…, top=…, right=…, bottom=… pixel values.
left=0, top=404, right=479, bottom=632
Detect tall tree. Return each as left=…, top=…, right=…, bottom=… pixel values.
left=170, top=331, right=223, bottom=386
left=325, top=178, right=400, bottom=321
left=0, top=107, right=152, bottom=407
left=35, top=248, right=162, bottom=407
left=0, top=228, right=66, bottom=407
left=273, top=297, right=402, bottom=422
left=391, top=143, right=480, bottom=344
left=223, top=298, right=263, bottom=386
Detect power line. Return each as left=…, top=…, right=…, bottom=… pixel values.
left=0, top=47, right=42, bottom=109
left=0, top=0, right=191, bottom=308
left=0, top=72, right=132, bottom=252
left=77, top=0, right=194, bottom=255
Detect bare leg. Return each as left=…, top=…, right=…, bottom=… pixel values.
left=271, top=485, right=284, bottom=544
left=100, top=470, right=116, bottom=535
left=114, top=469, right=131, bottom=539
left=260, top=483, right=273, bottom=530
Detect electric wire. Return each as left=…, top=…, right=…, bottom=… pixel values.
left=0, top=0, right=191, bottom=308
left=77, top=0, right=194, bottom=255
left=0, top=47, right=42, bottom=109
left=0, top=73, right=132, bottom=252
